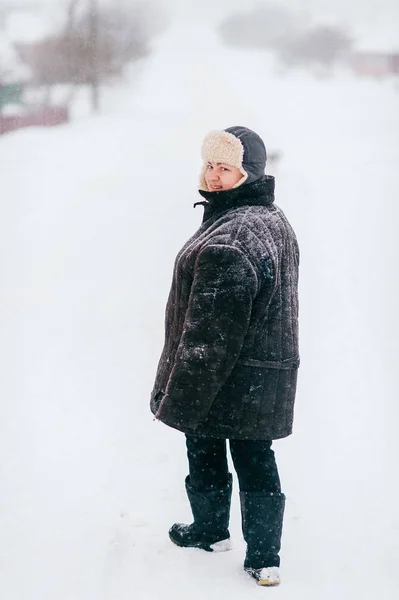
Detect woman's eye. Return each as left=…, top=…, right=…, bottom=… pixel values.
left=207, top=164, right=213, bottom=169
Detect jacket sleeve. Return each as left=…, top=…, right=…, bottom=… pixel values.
left=155, top=243, right=258, bottom=428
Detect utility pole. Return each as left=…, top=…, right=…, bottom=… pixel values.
left=89, top=0, right=99, bottom=112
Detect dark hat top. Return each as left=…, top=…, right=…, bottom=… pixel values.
left=224, top=126, right=267, bottom=186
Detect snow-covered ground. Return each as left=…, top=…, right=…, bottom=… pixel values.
left=1, top=25, right=398, bottom=600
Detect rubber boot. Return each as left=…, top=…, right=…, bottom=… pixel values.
left=169, top=473, right=232, bottom=552
left=240, top=491, right=285, bottom=584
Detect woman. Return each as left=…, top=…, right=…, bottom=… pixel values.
left=150, top=126, right=299, bottom=586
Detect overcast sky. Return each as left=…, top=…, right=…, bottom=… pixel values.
left=14, top=0, right=399, bottom=23
left=161, top=0, right=398, bottom=22
left=6, top=0, right=399, bottom=47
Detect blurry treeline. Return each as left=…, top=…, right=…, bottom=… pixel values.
left=219, top=4, right=353, bottom=75
left=1, top=0, right=168, bottom=111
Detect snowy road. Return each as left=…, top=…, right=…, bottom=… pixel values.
left=1, top=26, right=398, bottom=600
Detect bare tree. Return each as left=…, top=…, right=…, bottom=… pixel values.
left=16, top=0, right=160, bottom=112
left=218, top=5, right=353, bottom=77
left=278, top=26, right=353, bottom=71
left=219, top=4, right=309, bottom=51
left=66, top=0, right=80, bottom=32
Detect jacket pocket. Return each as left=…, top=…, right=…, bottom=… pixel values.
left=150, top=389, right=165, bottom=415
left=237, top=357, right=300, bottom=370
left=153, top=390, right=165, bottom=403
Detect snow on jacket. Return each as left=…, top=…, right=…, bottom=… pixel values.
left=150, top=175, right=299, bottom=440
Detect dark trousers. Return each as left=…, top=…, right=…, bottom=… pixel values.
left=185, top=435, right=281, bottom=493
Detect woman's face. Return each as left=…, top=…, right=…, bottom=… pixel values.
left=204, top=161, right=243, bottom=191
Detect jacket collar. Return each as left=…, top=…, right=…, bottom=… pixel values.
left=194, top=175, right=275, bottom=222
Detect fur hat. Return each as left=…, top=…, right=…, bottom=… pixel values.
left=199, top=125, right=267, bottom=191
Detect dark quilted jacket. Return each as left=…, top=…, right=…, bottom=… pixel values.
left=150, top=176, right=299, bottom=440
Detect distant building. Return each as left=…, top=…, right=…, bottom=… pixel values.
left=352, top=51, right=399, bottom=77
left=351, top=33, right=399, bottom=78
left=392, top=53, right=399, bottom=75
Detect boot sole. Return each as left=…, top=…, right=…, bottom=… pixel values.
left=256, top=579, right=280, bottom=587
left=169, top=533, right=231, bottom=553
left=245, top=568, right=281, bottom=586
